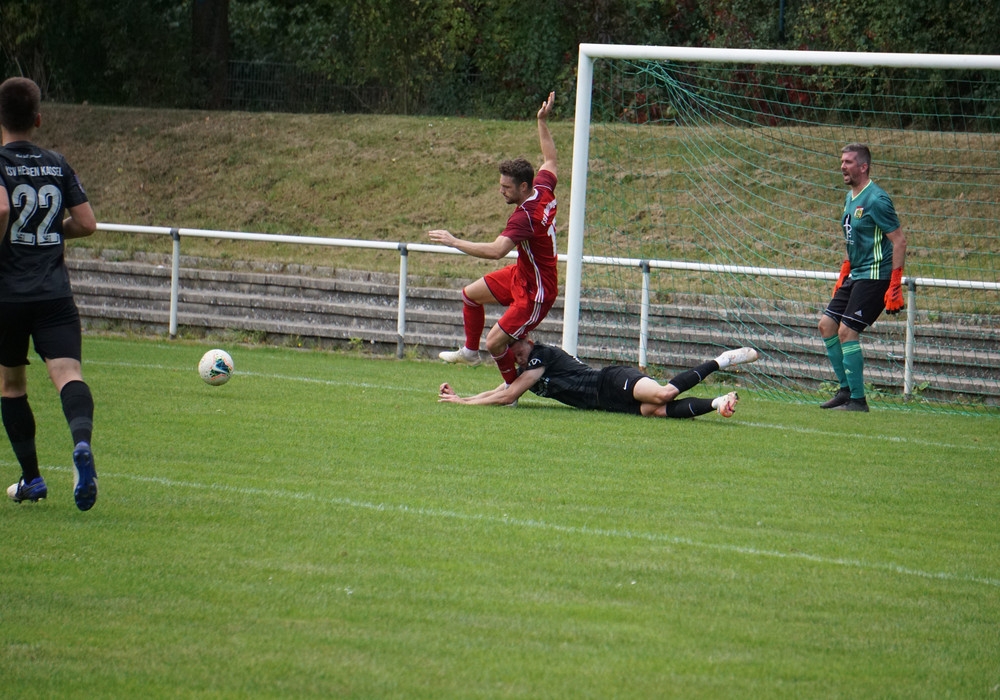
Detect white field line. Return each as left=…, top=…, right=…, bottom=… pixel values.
left=21, top=465, right=1000, bottom=589
left=88, top=360, right=430, bottom=393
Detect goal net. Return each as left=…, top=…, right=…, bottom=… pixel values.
left=563, top=45, right=1000, bottom=412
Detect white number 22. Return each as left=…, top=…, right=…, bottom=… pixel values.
left=10, top=183, right=63, bottom=245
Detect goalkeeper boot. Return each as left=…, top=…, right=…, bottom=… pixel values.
left=820, top=387, right=851, bottom=409
left=72, top=442, right=98, bottom=512
left=715, top=391, right=739, bottom=418
left=438, top=347, right=482, bottom=366
left=833, top=397, right=869, bottom=413
left=717, top=347, right=759, bottom=368
left=7, top=476, right=47, bottom=503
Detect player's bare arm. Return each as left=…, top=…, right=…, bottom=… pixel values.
left=438, top=381, right=501, bottom=405
left=886, top=227, right=907, bottom=269
left=62, top=202, right=97, bottom=240
left=0, top=184, right=9, bottom=234
left=536, top=91, right=557, bottom=177
left=438, top=367, right=544, bottom=406
left=427, top=229, right=516, bottom=260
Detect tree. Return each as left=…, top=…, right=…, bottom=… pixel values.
left=0, top=2, right=48, bottom=90
left=192, top=0, right=229, bottom=108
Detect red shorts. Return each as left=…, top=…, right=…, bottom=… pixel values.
left=483, top=264, right=556, bottom=339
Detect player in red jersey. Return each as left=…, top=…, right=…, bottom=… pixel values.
left=429, top=91, right=559, bottom=386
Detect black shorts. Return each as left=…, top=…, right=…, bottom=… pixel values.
left=597, top=366, right=647, bottom=415
left=0, top=297, right=83, bottom=366
left=823, top=277, right=890, bottom=333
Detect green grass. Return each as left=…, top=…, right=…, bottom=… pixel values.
left=2, top=336, right=998, bottom=698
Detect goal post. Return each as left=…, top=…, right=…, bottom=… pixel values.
left=563, top=44, right=1000, bottom=410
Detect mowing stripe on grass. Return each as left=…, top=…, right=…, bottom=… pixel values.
left=88, top=359, right=1000, bottom=454
left=733, top=420, right=999, bottom=453
left=89, top=360, right=429, bottom=393
left=26, top=464, right=1000, bottom=589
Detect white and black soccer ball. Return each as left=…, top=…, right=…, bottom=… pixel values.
left=198, top=349, right=234, bottom=386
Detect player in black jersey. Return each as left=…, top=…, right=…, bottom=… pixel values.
left=0, top=77, right=99, bottom=510
left=438, top=338, right=758, bottom=418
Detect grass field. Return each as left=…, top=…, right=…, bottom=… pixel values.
left=1, top=335, right=997, bottom=698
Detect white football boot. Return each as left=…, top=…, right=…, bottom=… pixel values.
left=438, top=347, right=482, bottom=366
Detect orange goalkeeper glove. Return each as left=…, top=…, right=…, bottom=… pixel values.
left=832, top=259, right=851, bottom=297
left=884, top=267, right=905, bottom=314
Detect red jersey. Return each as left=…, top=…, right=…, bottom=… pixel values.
left=500, top=168, right=558, bottom=303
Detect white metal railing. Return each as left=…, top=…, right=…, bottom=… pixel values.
left=95, top=222, right=999, bottom=399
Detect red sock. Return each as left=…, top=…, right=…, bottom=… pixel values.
left=493, top=347, right=519, bottom=385
left=462, top=290, right=484, bottom=351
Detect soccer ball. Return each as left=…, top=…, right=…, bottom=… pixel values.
left=198, top=349, right=234, bottom=386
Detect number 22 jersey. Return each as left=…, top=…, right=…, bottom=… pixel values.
left=0, top=141, right=89, bottom=302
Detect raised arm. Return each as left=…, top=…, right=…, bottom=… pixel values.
left=536, top=91, right=556, bottom=177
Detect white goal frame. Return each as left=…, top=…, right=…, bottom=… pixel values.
left=562, top=44, right=1000, bottom=355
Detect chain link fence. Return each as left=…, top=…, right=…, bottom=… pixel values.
left=226, top=61, right=408, bottom=114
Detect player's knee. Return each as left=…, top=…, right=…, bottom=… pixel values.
left=838, top=325, right=858, bottom=343
left=659, top=387, right=679, bottom=404
left=485, top=336, right=507, bottom=356
left=640, top=403, right=662, bottom=417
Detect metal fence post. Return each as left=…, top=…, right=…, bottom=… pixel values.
left=169, top=228, right=180, bottom=339
left=397, top=243, right=409, bottom=359
left=639, top=260, right=651, bottom=369
left=904, top=277, right=917, bottom=400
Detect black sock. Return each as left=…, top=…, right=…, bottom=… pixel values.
left=2, top=395, right=40, bottom=482
left=664, top=397, right=715, bottom=418
left=60, top=380, right=94, bottom=446
left=667, top=360, right=719, bottom=395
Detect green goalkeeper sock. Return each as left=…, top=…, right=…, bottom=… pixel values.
left=841, top=340, right=866, bottom=399
left=823, top=335, right=849, bottom=389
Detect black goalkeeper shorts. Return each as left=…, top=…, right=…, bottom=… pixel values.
left=823, top=277, right=891, bottom=333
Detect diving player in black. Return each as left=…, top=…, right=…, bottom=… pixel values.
left=439, top=338, right=758, bottom=419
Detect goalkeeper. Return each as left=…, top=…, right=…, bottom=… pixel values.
left=818, top=143, right=907, bottom=412
left=438, top=338, right=758, bottom=419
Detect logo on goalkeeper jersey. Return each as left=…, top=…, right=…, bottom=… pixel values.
left=854, top=207, right=865, bottom=218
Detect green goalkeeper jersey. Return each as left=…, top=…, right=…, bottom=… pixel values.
left=841, top=180, right=901, bottom=281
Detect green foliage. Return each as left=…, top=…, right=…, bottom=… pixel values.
left=0, top=0, right=193, bottom=105
left=0, top=1, right=48, bottom=89
left=787, top=0, right=1000, bottom=54
left=101, top=1, right=193, bottom=107
left=6, top=0, right=999, bottom=117
left=447, top=1, right=572, bottom=117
